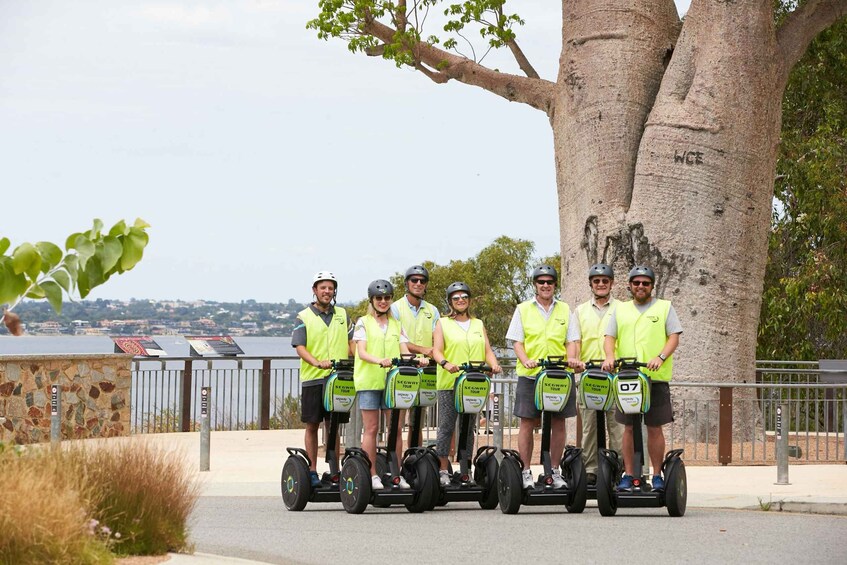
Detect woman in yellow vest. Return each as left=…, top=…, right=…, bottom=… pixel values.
left=431, top=282, right=501, bottom=486
left=353, top=279, right=418, bottom=491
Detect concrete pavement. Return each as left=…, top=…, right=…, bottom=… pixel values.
left=112, top=429, right=847, bottom=563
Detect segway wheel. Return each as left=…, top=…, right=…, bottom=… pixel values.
left=665, top=459, right=688, bottom=517
left=340, top=457, right=371, bottom=514
left=373, top=452, right=392, bottom=508
left=596, top=456, right=617, bottom=517
left=281, top=456, right=311, bottom=511
left=497, top=457, right=523, bottom=514
left=476, top=455, right=500, bottom=510
left=423, top=452, right=441, bottom=511
left=405, top=456, right=437, bottom=513
left=564, top=454, right=587, bottom=514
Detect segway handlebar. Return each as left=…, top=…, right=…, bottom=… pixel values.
left=583, top=359, right=608, bottom=371
left=613, top=357, right=649, bottom=370
left=390, top=354, right=425, bottom=368
left=457, top=361, right=492, bottom=374
left=331, top=359, right=354, bottom=371
left=538, top=356, right=570, bottom=370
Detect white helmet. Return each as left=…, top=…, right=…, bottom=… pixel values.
left=312, top=270, right=338, bottom=288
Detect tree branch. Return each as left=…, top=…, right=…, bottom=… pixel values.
left=361, top=19, right=555, bottom=114
left=506, top=39, right=540, bottom=79
left=777, top=0, right=847, bottom=82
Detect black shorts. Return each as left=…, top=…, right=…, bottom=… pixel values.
left=614, top=381, right=673, bottom=427
left=300, top=383, right=351, bottom=424
left=513, top=376, right=576, bottom=420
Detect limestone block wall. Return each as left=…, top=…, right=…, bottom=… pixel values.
left=0, top=354, right=133, bottom=444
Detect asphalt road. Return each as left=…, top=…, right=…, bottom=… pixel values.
left=189, top=497, right=847, bottom=564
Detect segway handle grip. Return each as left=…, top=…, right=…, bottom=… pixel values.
left=391, top=355, right=423, bottom=368
left=331, top=359, right=354, bottom=371
left=458, top=361, right=492, bottom=373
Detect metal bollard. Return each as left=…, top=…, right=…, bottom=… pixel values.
left=50, top=384, right=61, bottom=449
left=775, top=403, right=790, bottom=485
left=200, top=387, right=211, bottom=472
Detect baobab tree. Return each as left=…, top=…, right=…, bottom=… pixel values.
left=308, top=0, right=847, bottom=389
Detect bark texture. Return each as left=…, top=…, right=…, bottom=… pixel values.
left=557, top=0, right=793, bottom=386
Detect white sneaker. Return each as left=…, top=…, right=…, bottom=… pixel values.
left=551, top=467, right=567, bottom=489
left=522, top=469, right=534, bottom=489
left=371, top=475, right=384, bottom=490
left=397, top=475, right=411, bottom=489
left=439, top=470, right=451, bottom=487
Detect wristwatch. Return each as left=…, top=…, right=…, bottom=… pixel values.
left=658, top=353, right=667, bottom=361
left=439, top=359, right=448, bottom=367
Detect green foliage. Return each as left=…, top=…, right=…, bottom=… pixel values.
left=0, top=218, right=151, bottom=315
left=307, top=0, right=525, bottom=67
left=758, top=17, right=847, bottom=360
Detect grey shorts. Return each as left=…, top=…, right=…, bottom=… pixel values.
left=513, top=376, right=576, bottom=420
left=357, top=390, right=388, bottom=410
left=614, top=381, right=673, bottom=427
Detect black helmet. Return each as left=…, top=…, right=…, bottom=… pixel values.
left=628, top=265, right=655, bottom=282
left=445, top=281, right=471, bottom=302
left=404, top=265, right=429, bottom=282
left=588, top=263, right=614, bottom=280
left=367, top=279, right=394, bottom=299
left=531, top=264, right=558, bottom=283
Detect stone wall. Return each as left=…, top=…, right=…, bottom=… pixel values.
left=0, top=354, right=133, bottom=444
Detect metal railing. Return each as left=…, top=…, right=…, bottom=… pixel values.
left=130, top=356, right=847, bottom=464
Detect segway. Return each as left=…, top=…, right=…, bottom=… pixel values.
left=578, top=359, right=617, bottom=501
left=498, top=356, right=587, bottom=514
left=595, top=358, right=687, bottom=517
left=432, top=361, right=499, bottom=509
left=281, top=359, right=355, bottom=511
left=339, top=356, right=438, bottom=514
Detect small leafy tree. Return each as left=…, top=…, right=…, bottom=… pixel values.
left=0, top=219, right=150, bottom=328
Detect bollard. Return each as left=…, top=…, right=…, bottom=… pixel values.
left=200, top=387, right=211, bottom=472
left=775, top=403, right=790, bottom=485
left=492, top=392, right=503, bottom=461
left=50, top=384, right=61, bottom=449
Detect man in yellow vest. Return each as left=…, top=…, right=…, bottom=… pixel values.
left=391, top=265, right=440, bottom=447
left=291, top=271, right=353, bottom=487
left=506, top=265, right=582, bottom=489
left=602, top=266, right=682, bottom=492
left=575, top=263, right=623, bottom=486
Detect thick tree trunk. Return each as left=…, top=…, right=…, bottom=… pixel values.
left=555, top=1, right=785, bottom=440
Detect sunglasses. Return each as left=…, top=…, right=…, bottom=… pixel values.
left=630, top=280, right=653, bottom=287
left=374, top=295, right=392, bottom=302
left=591, top=278, right=611, bottom=285
left=536, top=280, right=556, bottom=286
left=408, top=277, right=427, bottom=284
left=450, top=294, right=469, bottom=302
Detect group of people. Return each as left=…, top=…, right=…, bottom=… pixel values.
left=292, top=262, right=682, bottom=493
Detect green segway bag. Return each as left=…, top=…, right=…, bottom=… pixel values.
left=453, top=371, right=491, bottom=414
left=614, top=368, right=651, bottom=415
left=384, top=365, right=420, bottom=409
left=418, top=366, right=437, bottom=407
left=533, top=368, right=574, bottom=412
left=323, top=369, right=356, bottom=413
left=579, top=367, right=616, bottom=412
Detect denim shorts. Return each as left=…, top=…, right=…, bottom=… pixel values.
left=357, top=390, right=388, bottom=410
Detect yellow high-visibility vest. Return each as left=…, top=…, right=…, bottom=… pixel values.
left=297, top=306, right=349, bottom=383
left=614, top=299, right=673, bottom=382
left=515, top=300, right=570, bottom=377
left=437, top=318, right=485, bottom=390
left=354, top=315, right=402, bottom=391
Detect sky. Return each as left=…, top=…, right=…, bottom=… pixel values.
left=0, top=1, right=690, bottom=305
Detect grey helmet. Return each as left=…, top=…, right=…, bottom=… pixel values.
left=588, top=263, right=614, bottom=280
left=445, top=281, right=471, bottom=302
left=531, top=264, right=558, bottom=283
left=367, top=279, right=394, bottom=299
left=404, top=265, right=429, bottom=282
left=628, top=265, right=655, bottom=282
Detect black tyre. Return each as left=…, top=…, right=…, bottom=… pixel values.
left=281, top=456, right=311, bottom=511
left=596, top=455, right=617, bottom=517
left=405, top=457, right=437, bottom=513
left=340, top=456, right=371, bottom=514
left=475, top=455, right=500, bottom=510
left=665, top=459, right=688, bottom=517
left=564, top=454, right=587, bottom=514
left=498, top=457, right=523, bottom=514
left=423, top=452, right=441, bottom=511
